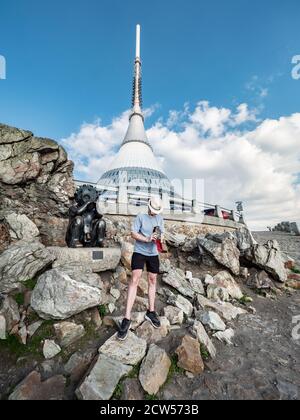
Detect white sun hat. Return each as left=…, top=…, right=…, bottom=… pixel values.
left=148, top=196, right=164, bottom=215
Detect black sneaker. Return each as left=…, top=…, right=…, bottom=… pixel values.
left=117, top=318, right=131, bottom=341
left=145, top=311, right=161, bottom=329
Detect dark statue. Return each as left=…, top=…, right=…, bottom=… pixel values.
left=66, top=185, right=106, bottom=248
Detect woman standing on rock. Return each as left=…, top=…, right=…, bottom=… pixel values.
left=117, top=197, right=165, bottom=341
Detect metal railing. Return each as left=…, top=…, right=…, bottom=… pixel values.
left=74, top=180, right=244, bottom=223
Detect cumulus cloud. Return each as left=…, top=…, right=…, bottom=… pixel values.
left=61, top=102, right=300, bottom=230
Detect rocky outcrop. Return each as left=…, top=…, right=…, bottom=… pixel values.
left=244, top=240, right=287, bottom=283
left=198, top=233, right=240, bottom=275
left=31, top=268, right=102, bottom=319
left=175, top=335, right=204, bottom=375
left=211, top=271, right=243, bottom=300
left=0, top=123, right=75, bottom=246
left=99, top=332, right=147, bottom=366
left=0, top=241, right=55, bottom=293
left=8, top=371, right=66, bottom=400
left=139, top=344, right=171, bottom=395
left=76, top=354, right=132, bottom=400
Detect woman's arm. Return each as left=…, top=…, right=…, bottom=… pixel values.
left=131, top=231, right=157, bottom=243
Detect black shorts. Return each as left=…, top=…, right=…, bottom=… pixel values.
left=131, top=253, right=160, bottom=274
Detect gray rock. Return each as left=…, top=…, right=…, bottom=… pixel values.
left=187, top=277, right=205, bottom=295
left=244, top=240, right=287, bottom=283
left=163, top=306, right=184, bottom=325
left=54, top=322, right=85, bottom=347
left=0, top=241, right=55, bottom=293
left=121, top=378, right=144, bottom=400
left=0, top=315, right=6, bottom=339
left=165, top=232, right=186, bottom=248
left=162, top=268, right=195, bottom=298
left=50, top=264, right=104, bottom=290
left=27, top=321, right=43, bottom=338
left=200, top=311, right=226, bottom=331
left=4, top=212, right=39, bottom=241
left=207, top=285, right=230, bottom=302
left=139, top=344, right=171, bottom=395
left=31, top=268, right=102, bottom=320
left=233, top=227, right=256, bottom=253
left=247, top=269, right=274, bottom=289
left=197, top=295, right=247, bottom=321
left=99, top=331, right=147, bottom=365
left=0, top=295, right=20, bottom=331
left=191, top=321, right=217, bottom=359
left=213, top=328, right=235, bottom=345
left=136, top=317, right=170, bottom=344
left=43, top=340, right=61, bottom=359
left=159, top=258, right=172, bottom=274
left=64, top=348, right=97, bottom=382
left=8, top=371, right=66, bottom=400
left=198, top=233, right=240, bottom=276
left=212, top=271, right=243, bottom=300
left=49, top=246, right=121, bottom=273
left=76, top=354, right=132, bottom=400
left=163, top=288, right=193, bottom=317
left=182, top=238, right=198, bottom=252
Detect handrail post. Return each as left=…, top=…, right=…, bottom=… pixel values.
left=214, top=205, right=223, bottom=218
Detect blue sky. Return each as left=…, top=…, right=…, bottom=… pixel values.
left=0, top=0, right=299, bottom=229
left=0, top=0, right=299, bottom=138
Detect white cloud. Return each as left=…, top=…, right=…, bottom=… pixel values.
left=61, top=102, right=300, bottom=231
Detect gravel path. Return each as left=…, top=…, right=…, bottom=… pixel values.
left=161, top=289, right=300, bottom=400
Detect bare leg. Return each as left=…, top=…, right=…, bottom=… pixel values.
left=125, top=269, right=143, bottom=320
left=148, top=273, right=157, bottom=312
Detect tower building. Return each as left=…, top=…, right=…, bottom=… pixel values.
left=97, top=25, right=173, bottom=200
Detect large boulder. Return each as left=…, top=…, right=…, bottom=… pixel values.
left=49, top=247, right=121, bottom=273
left=244, top=240, right=287, bottom=283
left=0, top=241, right=55, bottom=293
left=139, top=344, right=171, bottom=395
left=198, top=233, right=240, bottom=276
left=162, top=268, right=195, bottom=298
left=0, top=296, right=20, bottom=332
left=76, top=355, right=132, bottom=400
left=212, top=271, right=243, bottom=300
left=175, top=335, right=204, bottom=375
left=233, top=227, right=256, bottom=254
left=54, top=322, right=85, bottom=347
left=8, top=371, right=66, bottom=400
left=247, top=269, right=274, bottom=290
left=3, top=212, right=39, bottom=241
left=31, top=268, right=102, bottom=320
left=99, top=331, right=147, bottom=366
left=191, top=321, right=216, bottom=359
left=0, top=123, right=76, bottom=246
left=136, top=318, right=170, bottom=344
left=163, top=288, right=193, bottom=317
left=197, top=295, right=247, bottom=321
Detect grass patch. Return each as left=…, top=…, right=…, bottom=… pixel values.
left=0, top=320, right=55, bottom=359
left=166, top=354, right=185, bottom=385
left=14, top=293, right=24, bottom=306
left=23, top=279, right=36, bottom=290
left=112, top=381, right=124, bottom=400
left=98, top=304, right=108, bottom=318
left=200, top=346, right=210, bottom=361
left=238, top=295, right=253, bottom=305
left=127, top=363, right=141, bottom=379
left=145, top=393, right=158, bottom=401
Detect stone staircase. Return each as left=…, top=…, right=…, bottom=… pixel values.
left=252, top=231, right=300, bottom=266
